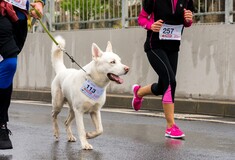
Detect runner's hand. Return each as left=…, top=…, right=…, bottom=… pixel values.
left=151, top=19, right=164, bottom=32
left=184, top=9, right=193, bottom=23
left=30, top=2, right=43, bottom=19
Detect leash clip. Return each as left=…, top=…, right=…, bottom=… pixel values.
left=57, top=45, right=86, bottom=73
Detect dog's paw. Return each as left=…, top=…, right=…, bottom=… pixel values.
left=82, top=143, right=93, bottom=150
left=86, top=131, right=103, bottom=139
left=86, top=132, right=94, bottom=139
left=54, top=134, right=59, bottom=141
left=68, top=135, right=77, bottom=142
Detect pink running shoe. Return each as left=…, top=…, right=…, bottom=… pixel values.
left=131, top=84, right=143, bottom=111
left=165, top=124, right=185, bottom=139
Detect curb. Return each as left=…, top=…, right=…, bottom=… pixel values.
left=12, top=90, right=235, bottom=118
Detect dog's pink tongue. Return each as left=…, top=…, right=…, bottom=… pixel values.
left=111, top=74, right=123, bottom=84
left=117, top=78, right=124, bottom=84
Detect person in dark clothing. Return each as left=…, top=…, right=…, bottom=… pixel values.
left=132, top=0, right=194, bottom=139
left=0, top=0, right=45, bottom=149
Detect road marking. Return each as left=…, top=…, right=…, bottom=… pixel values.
left=12, top=100, right=235, bottom=125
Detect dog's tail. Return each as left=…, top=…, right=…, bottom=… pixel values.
left=51, top=35, right=66, bottom=74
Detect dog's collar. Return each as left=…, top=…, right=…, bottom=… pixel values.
left=85, top=74, right=100, bottom=87
left=85, top=74, right=92, bottom=82
left=85, top=74, right=109, bottom=88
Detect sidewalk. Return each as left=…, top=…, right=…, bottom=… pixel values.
left=12, top=89, right=235, bottom=118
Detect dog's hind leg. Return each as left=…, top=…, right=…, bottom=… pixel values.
left=51, top=88, right=64, bottom=141
left=86, top=111, right=104, bottom=139
left=64, top=107, right=77, bottom=142
left=52, top=107, right=61, bottom=141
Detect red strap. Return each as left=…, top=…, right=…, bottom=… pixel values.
left=0, top=1, right=18, bottom=22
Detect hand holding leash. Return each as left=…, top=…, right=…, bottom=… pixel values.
left=30, top=5, right=86, bottom=73
left=30, top=5, right=59, bottom=46
left=30, top=1, right=44, bottom=19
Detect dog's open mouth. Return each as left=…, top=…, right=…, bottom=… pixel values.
left=107, top=73, right=123, bottom=84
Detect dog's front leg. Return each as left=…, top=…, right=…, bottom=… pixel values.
left=74, top=109, right=93, bottom=150
left=86, top=111, right=103, bottom=139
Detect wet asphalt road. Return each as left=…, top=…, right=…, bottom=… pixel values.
left=0, top=101, right=235, bottom=160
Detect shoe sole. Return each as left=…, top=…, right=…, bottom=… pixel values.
left=0, top=144, right=13, bottom=149
left=165, top=133, right=185, bottom=139
left=0, top=147, right=13, bottom=150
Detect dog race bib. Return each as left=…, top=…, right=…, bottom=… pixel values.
left=4, top=0, right=27, bottom=10
left=81, top=80, right=104, bottom=100
left=159, top=24, right=183, bottom=41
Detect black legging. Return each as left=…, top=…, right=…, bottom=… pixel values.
left=146, top=49, right=178, bottom=103
left=0, top=84, right=12, bottom=124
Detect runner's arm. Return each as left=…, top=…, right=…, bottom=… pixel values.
left=138, top=8, right=154, bottom=30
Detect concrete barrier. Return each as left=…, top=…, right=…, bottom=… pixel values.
left=12, top=25, right=235, bottom=117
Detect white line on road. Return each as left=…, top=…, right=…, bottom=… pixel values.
left=12, top=100, right=235, bottom=125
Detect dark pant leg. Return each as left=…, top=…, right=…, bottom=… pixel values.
left=0, top=58, right=17, bottom=125
left=0, top=84, right=13, bottom=124
left=166, top=51, right=178, bottom=76
left=165, top=51, right=179, bottom=101
left=146, top=49, right=178, bottom=103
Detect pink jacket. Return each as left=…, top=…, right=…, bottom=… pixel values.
left=138, top=0, right=193, bottom=30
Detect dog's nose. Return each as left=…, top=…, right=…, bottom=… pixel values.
left=124, top=66, right=129, bottom=73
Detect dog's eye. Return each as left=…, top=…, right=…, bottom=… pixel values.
left=110, top=60, right=116, bottom=64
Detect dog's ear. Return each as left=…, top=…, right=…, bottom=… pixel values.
left=106, top=41, right=113, bottom=52
left=92, top=43, right=103, bottom=59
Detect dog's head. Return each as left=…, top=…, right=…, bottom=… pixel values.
left=91, top=41, right=129, bottom=84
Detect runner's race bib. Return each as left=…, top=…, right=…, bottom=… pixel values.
left=81, top=80, right=104, bottom=100
left=159, top=24, right=183, bottom=41
left=4, top=0, right=27, bottom=10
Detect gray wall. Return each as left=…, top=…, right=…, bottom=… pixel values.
left=14, top=25, right=235, bottom=101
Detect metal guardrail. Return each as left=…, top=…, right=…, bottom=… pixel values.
left=32, top=0, right=234, bottom=32
left=194, top=0, right=234, bottom=24
left=48, top=0, right=142, bottom=30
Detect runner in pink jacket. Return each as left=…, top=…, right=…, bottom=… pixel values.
left=132, top=0, right=194, bottom=139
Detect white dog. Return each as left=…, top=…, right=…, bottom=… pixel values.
left=50, top=36, right=129, bottom=150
